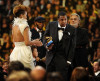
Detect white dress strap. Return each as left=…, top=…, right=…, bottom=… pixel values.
left=19, top=24, right=29, bottom=35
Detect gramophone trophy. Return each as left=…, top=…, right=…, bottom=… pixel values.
left=45, top=36, right=53, bottom=47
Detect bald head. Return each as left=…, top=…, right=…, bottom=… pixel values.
left=30, top=66, right=46, bottom=81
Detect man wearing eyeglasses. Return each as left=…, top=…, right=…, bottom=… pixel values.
left=69, top=13, right=89, bottom=68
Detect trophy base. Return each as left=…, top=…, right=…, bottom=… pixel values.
left=47, top=40, right=53, bottom=47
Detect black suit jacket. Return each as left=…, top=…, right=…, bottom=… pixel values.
left=31, top=28, right=40, bottom=40
left=31, top=28, right=44, bottom=42
left=76, top=27, right=89, bottom=46
left=43, top=21, right=76, bottom=66
left=73, top=27, right=89, bottom=68
left=97, top=72, right=100, bottom=77
left=31, top=28, right=46, bottom=58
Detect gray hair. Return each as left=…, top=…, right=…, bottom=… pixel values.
left=70, top=13, right=81, bottom=20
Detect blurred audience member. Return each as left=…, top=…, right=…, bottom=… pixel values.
left=30, top=66, right=46, bottom=81
left=93, top=48, right=100, bottom=60
left=93, top=59, right=100, bottom=77
left=47, top=72, right=64, bottom=81
left=8, top=61, right=25, bottom=75
left=76, top=1, right=85, bottom=13
left=70, top=67, right=89, bottom=81
left=6, top=71, right=32, bottom=81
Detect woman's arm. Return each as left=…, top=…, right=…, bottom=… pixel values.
left=23, top=27, right=42, bottom=46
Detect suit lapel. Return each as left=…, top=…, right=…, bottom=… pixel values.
left=62, top=24, right=72, bottom=49
left=64, top=24, right=73, bottom=37
left=52, top=22, right=58, bottom=43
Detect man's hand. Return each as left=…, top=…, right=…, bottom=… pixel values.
left=46, top=44, right=54, bottom=51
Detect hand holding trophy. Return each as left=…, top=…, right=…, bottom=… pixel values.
left=45, top=36, right=54, bottom=50
left=46, top=36, right=53, bottom=47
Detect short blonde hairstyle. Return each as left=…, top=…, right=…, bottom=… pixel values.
left=13, top=5, right=28, bottom=17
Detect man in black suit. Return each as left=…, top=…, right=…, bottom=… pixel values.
left=69, top=13, right=89, bottom=68
left=43, top=11, right=76, bottom=81
left=31, top=16, right=45, bottom=41
left=31, top=16, right=46, bottom=68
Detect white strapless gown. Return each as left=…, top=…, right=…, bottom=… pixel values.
left=10, top=18, right=35, bottom=69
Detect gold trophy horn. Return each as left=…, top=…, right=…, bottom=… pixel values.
left=45, top=36, right=53, bottom=47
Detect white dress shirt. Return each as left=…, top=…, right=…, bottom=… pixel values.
left=95, top=71, right=100, bottom=76
left=58, top=23, right=66, bottom=41
left=58, top=23, right=71, bottom=64
left=36, top=27, right=42, bottom=39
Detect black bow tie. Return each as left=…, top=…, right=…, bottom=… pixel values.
left=58, top=27, right=65, bottom=31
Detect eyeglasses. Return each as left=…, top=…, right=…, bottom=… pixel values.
left=70, top=18, right=78, bottom=21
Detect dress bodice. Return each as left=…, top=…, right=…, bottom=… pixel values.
left=13, top=18, right=32, bottom=46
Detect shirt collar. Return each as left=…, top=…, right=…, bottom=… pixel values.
left=95, top=71, right=100, bottom=76
left=58, top=23, right=66, bottom=29
left=36, top=27, right=41, bottom=32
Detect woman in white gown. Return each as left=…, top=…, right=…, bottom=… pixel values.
left=10, top=5, right=42, bottom=69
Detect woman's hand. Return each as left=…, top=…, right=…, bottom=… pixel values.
left=32, top=39, right=43, bottom=46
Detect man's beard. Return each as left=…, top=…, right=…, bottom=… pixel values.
left=37, top=25, right=43, bottom=30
